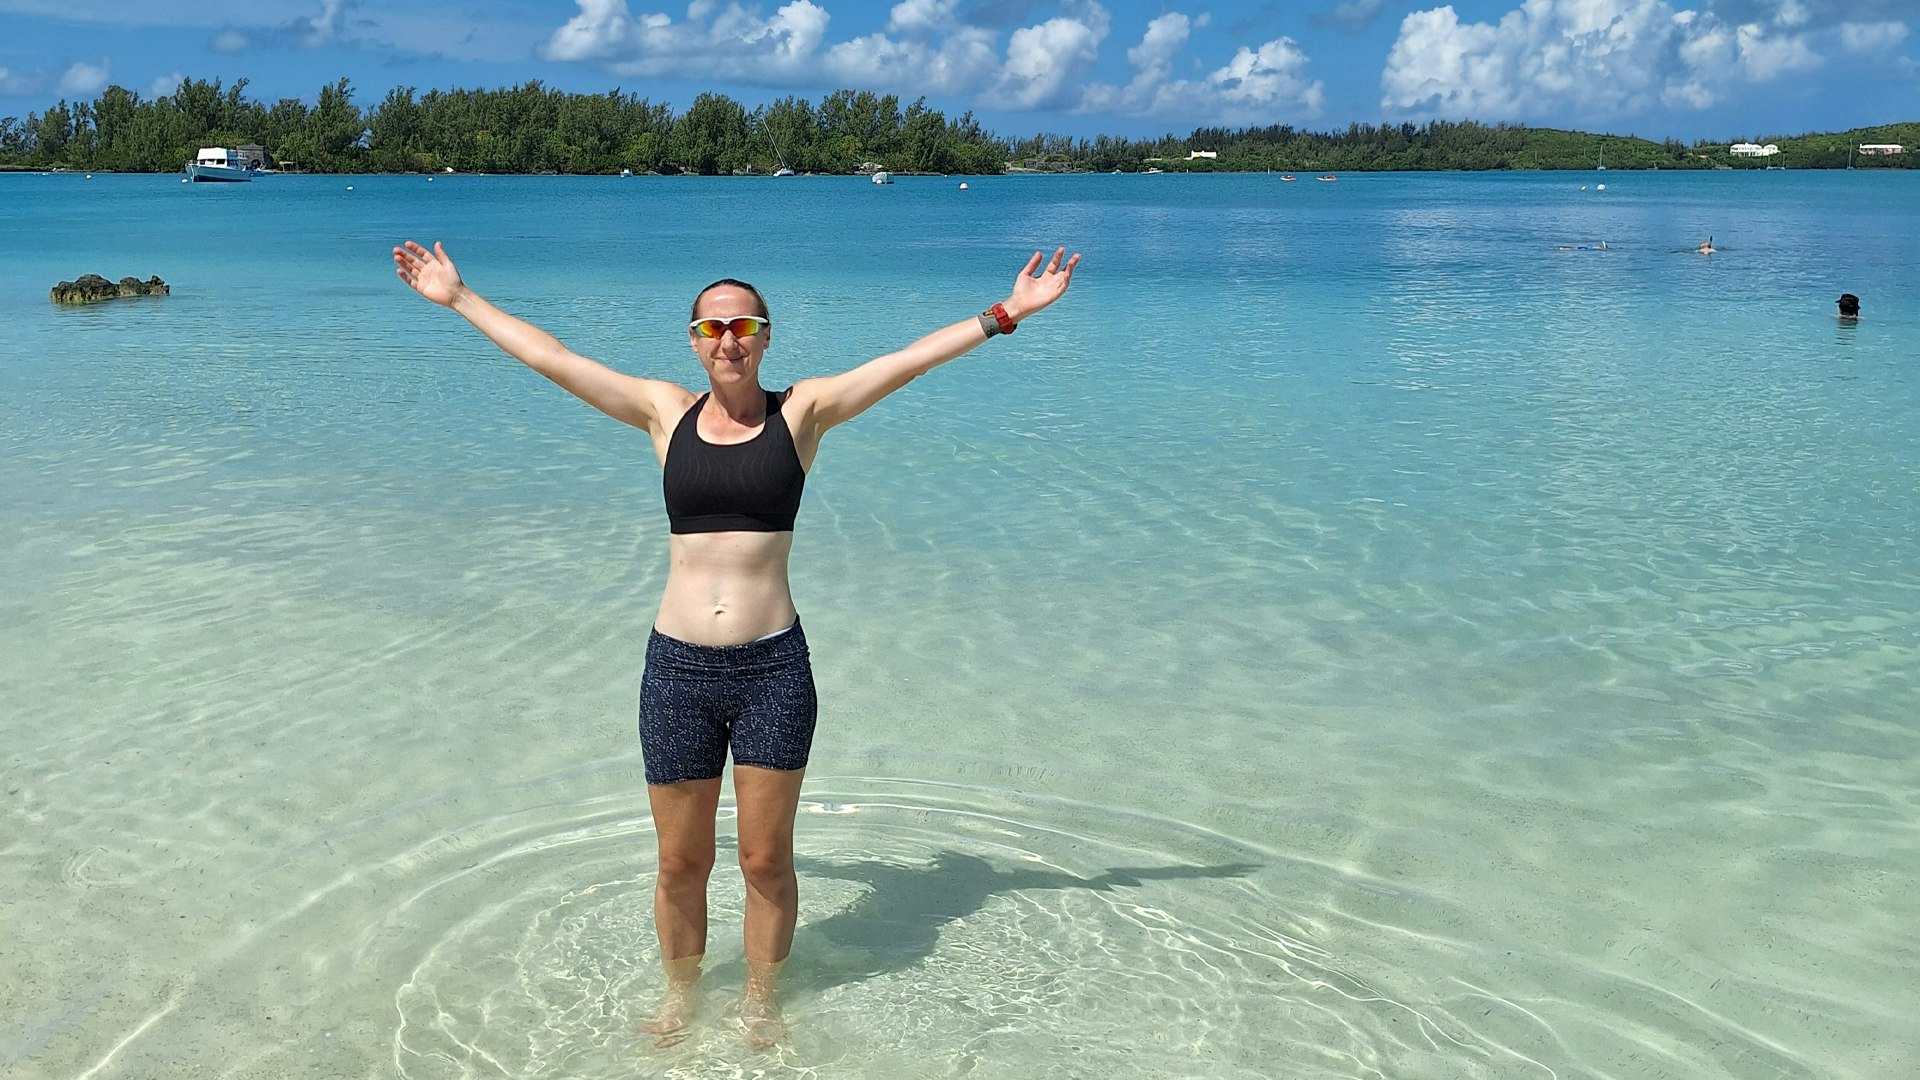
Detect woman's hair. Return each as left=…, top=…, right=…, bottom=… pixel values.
left=691, top=278, right=770, bottom=321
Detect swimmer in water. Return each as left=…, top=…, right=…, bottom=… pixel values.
left=1837, top=293, right=1860, bottom=321
left=1697, top=236, right=1716, bottom=255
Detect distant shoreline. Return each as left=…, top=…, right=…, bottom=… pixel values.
left=5, top=79, right=1912, bottom=176
left=7, top=164, right=1914, bottom=177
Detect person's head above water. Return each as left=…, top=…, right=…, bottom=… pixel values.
left=1836, top=293, right=1860, bottom=319
left=690, top=278, right=770, bottom=322
left=1698, top=236, right=1715, bottom=253
left=688, top=279, right=774, bottom=385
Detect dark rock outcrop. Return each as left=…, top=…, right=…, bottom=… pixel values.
left=50, top=274, right=170, bottom=305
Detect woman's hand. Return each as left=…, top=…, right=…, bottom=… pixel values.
left=1005, top=247, right=1081, bottom=322
left=392, top=240, right=466, bottom=307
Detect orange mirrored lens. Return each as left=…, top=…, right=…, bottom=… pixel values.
left=694, top=317, right=765, bottom=339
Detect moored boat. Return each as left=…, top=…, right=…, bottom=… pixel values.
left=185, top=147, right=254, bottom=183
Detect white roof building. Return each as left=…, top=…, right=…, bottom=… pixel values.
left=1730, top=143, right=1780, bottom=157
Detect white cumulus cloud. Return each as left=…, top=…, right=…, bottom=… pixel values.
left=1127, top=11, right=1189, bottom=74
left=147, top=71, right=186, bottom=99
left=1081, top=13, right=1324, bottom=122
left=886, top=0, right=959, bottom=39
left=535, top=0, right=1320, bottom=121
left=299, top=0, right=353, bottom=45
left=989, top=4, right=1112, bottom=110
left=58, top=60, right=111, bottom=96
left=1836, top=19, right=1908, bottom=53
left=540, top=0, right=831, bottom=80
left=1733, top=20, right=1819, bottom=77
left=1211, top=37, right=1323, bottom=110
left=207, top=0, right=359, bottom=53
left=0, top=68, right=40, bottom=95
left=825, top=25, right=1000, bottom=93
left=1379, top=0, right=1839, bottom=120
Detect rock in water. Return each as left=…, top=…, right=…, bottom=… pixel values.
left=50, top=274, right=170, bottom=304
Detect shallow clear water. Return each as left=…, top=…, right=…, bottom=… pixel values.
left=3, top=170, right=1917, bottom=1077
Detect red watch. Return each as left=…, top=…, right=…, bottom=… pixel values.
left=988, top=302, right=1017, bottom=335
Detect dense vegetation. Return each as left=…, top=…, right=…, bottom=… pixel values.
left=2, top=77, right=1915, bottom=174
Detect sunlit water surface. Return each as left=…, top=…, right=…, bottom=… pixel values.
left=3, top=170, right=1917, bottom=1078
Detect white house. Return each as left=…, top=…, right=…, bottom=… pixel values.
left=1730, top=143, right=1780, bottom=157
left=1187, top=150, right=1217, bottom=160
left=1858, top=144, right=1904, bottom=156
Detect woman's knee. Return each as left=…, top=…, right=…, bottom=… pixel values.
left=737, top=846, right=795, bottom=890
left=658, top=849, right=717, bottom=888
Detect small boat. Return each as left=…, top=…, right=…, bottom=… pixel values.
left=1144, top=167, right=1163, bottom=174
left=185, top=147, right=253, bottom=182
left=1281, top=174, right=1296, bottom=182
left=1316, top=174, right=1337, bottom=182
left=765, top=122, right=797, bottom=177
left=871, top=170, right=892, bottom=184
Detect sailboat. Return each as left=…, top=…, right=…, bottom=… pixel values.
left=765, top=121, right=796, bottom=177
left=1596, top=145, right=1607, bottom=171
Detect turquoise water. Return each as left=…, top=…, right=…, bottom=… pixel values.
left=3, top=169, right=1917, bottom=1077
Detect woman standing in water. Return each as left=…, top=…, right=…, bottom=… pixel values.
left=392, top=239, right=1079, bottom=1046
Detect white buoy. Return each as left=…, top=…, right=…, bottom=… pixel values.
left=427, top=177, right=433, bottom=182
left=959, top=182, right=969, bottom=189
left=1596, top=183, right=1606, bottom=191
left=346, top=185, right=353, bottom=191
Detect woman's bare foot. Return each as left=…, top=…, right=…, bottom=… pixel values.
left=741, top=957, right=786, bottom=1048
left=639, top=954, right=702, bottom=1048
left=740, top=993, right=784, bottom=1048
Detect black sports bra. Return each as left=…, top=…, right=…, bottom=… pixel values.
left=662, top=389, right=806, bottom=534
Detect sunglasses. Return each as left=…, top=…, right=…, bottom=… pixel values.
left=689, top=316, right=770, bottom=339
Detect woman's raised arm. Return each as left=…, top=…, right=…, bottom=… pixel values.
left=393, top=240, right=681, bottom=433
left=795, top=248, right=1080, bottom=436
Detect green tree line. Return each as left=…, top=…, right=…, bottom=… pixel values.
left=2, top=77, right=1915, bottom=173
left=1033, top=121, right=1919, bottom=172
left=0, top=77, right=1014, bottom=175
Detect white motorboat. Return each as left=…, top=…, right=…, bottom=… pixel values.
left=185, top=147, right=253, bottom=182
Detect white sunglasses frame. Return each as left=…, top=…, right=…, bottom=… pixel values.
left=688, top=315, right=771, bottom=339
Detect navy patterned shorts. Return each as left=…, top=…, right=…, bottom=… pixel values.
left=638, top=620, right=818, bottom=785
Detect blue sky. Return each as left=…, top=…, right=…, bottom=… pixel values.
left=2, top=0, right=1916, bottom=141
